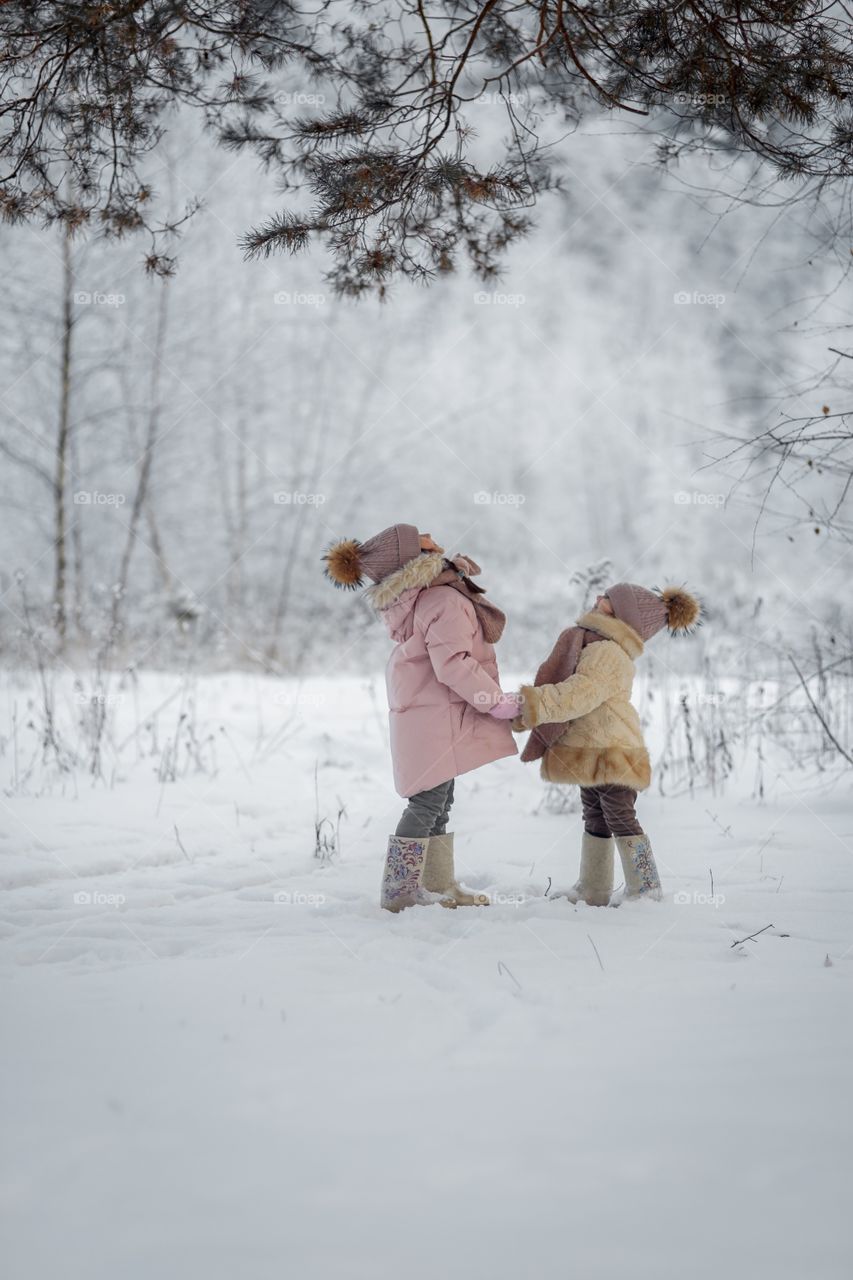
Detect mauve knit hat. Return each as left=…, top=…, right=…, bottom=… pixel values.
left=323, top=524, right=422, bottom=589
left=606, top=583, right=701, bottom=641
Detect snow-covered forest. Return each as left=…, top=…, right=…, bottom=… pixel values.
left=2, top=116, right=851, bottom=668
left=1, top=5, right=852, bottom=1278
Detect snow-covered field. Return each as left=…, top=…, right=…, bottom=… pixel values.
left=2, top=672, right=851, bottom=1279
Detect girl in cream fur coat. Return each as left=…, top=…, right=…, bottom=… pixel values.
left=516, top=583, right=701, bottom=905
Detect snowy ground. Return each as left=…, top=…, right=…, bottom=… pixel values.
left=1, top=671, right=852, bottom=1280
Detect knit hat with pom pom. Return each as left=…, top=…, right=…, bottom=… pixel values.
left=323, top=524, right=421, bottom=589
left=605, top=583, right=701, bottom=641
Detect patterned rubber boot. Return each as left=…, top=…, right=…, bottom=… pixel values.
left=561, top=832, right=615, bottom=906
left=614, top=833, right=663, bottom=902
left=380, top=835, right=456, bottom=912
left=423, top=833, right=489, bottom=907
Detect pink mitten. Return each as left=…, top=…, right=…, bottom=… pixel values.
left=488, top=692, right=523, bottom=719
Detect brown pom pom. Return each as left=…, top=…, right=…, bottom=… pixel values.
left=323, top=539, right=363, bottom=589
left=660, top=586, right=701, bottom=633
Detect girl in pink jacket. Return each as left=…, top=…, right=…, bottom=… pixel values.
left=324, top=524, right=520, bottom=912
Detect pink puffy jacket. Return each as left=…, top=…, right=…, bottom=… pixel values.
left=370, top=552, right=517, bottom=798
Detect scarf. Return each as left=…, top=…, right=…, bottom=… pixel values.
left=432, top=555, right=506, bottom=645
left=520, top=623, right=605, bottom=763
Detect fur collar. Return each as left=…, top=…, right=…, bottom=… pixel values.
left=577, top=610, right=644, bottom=659
left=365, top=551, right=445, bottom=610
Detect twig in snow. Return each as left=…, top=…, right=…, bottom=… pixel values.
left=313, top=761, right=344, bottom=861
left=544, top=876, right=552, bottom=897
left=709, top=868, right=714, bottom=899
left=497, top=960, right=522, bottom=992
left=757, top=832, right=776, bottom=874
left=706, top=809, right=734, bottom=838
left=174, top=824, right=192, bottom=863
left=730, top=923, right=774, bottom=948
left=587, top=934, right=605, bottom=971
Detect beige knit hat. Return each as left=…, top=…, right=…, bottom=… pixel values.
left=323, top=524, right=422, bottom=589
left=606, top=583, right=701, bottom=641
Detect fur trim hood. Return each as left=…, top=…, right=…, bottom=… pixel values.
left=365, top=551, right=445, bottom=610
left=368, top=551, right=507, bottom=645
left=577, top=610, right=644, bottom=659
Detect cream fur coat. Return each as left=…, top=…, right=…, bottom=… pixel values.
left=518, top=611, right=651, bottom=790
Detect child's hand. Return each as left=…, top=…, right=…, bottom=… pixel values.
left=488, top=692, right=523, bottom=720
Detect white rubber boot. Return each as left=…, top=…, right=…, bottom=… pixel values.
left=380, top=835, right=456, bottom=912
left=615, top=833, right=663, bottom=901
left=423, top=833, right=489, bottom=906
left=560, top=832, right=615, bottom=906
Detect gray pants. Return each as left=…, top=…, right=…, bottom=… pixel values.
left=395, top=779, right=455, bottom=839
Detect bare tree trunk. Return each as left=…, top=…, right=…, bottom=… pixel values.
left=266, top=324, right=337, bottom=663
left=70, top=425, right=85, bottom=638
left=110, top=280, right=170, bottom=641
left=228, top=416, right=249, bottom=618
left=117, top=355, right=175, bottom=598
left=144, top=502, right=174, bottom=596
left=53, top=228, right=74, bottom=644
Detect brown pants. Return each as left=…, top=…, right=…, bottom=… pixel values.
left=580, top=785, right=643, bottom=837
